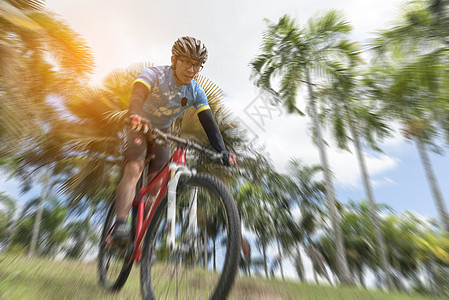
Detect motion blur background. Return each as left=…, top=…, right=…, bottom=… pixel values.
left=1, top=0, right=448, bottom=297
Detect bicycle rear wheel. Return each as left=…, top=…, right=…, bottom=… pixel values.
left=140, top=173, right=241, bottom=300
left=98, top=203, right=134, bottom=291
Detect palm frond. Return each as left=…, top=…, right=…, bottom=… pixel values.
left=101, top=109, right=129, bottom=126
left=7, top=0, right=45, bottom=11
left=306, top=9, right=351, bottom=40
left=102, top=62, right=155, bottom=108
left=28, top=11, right=94, bottom=78
left=0, top=1, right=44, bottom=30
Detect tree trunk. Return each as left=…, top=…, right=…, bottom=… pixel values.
left=357, top=265, right=366, bottom=288
left=79, top=205, right=95, bottom=258
left=411, top=264, right=424, bottom=291
left=305, top=70, right=352, bottom=285
left=262, top=239, right=269, bottom=278
left=213, top=238, right=216, bottom=272
left=29, top=172, right=50, bottom=257
left=295, top=246, right=305, bottom=282
left=3, top=207, right=21, bottom=252
left=313, top=267, right=319, bottom=284
left=374, top=268, right=383, bottom=289
left=276, top=238, right=284, bottom=280
left=391, top=250, right=406, bottom=292
left=425, top=260, right=436, bottom=295
left=203, top=225, right=208, bottom=269
left=344, top=103, right=394, bottom=290
left=415, top=139, right=449, bottom=232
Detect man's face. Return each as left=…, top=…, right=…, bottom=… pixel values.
left=171, top=56, right=203, bottom=85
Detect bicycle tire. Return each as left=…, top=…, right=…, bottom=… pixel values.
left=140, top=173, right=241, bottom=300
left=98, top=202, right=134, bottom=291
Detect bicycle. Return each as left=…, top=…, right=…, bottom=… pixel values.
left=98, top=127, right=241, bottom=300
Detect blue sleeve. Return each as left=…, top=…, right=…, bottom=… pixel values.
left=133, top=67, right=158, bottom=92
left=193, top=85, right=210, bottom=114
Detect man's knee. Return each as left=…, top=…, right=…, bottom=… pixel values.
left=123, top=160, right=144, bottom=182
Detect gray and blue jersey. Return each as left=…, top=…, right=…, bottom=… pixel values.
left=134, top=66, right=210, bottom=129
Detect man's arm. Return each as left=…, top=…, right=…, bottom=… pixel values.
left=197, top=109, right=225, bottom=153
left=128, top=82, right=149, bottom=115
left=128, top=82, right=150, bottom=132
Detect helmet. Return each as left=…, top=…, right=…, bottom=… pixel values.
left=172, top=36, right=208, bottom=64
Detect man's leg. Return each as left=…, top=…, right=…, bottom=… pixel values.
left=111, top=128, right=147, bottom=244
left=116, top=128, right=147, bottom=221
left=115, top=159, right=144, bottom=220
left=110, top=160, right=144, bottom=244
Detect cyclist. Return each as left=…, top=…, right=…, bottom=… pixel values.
left=111, top=36, right=236, bottom=244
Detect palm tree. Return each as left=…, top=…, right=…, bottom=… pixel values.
left=340, top=208, right=370, bottom=287
left=388, top=212, right=449, bottom=296
left=63, top=191, right=108, bottom=259
left=341, top=201, right=394, bottom=288
left=1, top=2, right=95, bottom=253
left=371, top=0, right=449, bottom=233
left=315, top=201, right=391, bottom=288
left=63, top=218, right=98, bottom=259
left=0, top=192, right=17, bottom=251
left=264, top=170, right=297, bottom=280
left=250, top=11, right=357, bottom=284
left=0, top=192, right=15, bottom=226
left=235, top=181, right=275, bottom=278
left=288, top=159, right=325, bottom=212
left=235, top=150, right=299, bottom=279
left=233, top=151, right=270, bottom=276
left=288, top=159, right=336, bottom=284
left=11, top=195, right=68, bottom=256
left=381, top=214, right=420, bottom=291
left=29, top=170, right=50, bottom=256
left=0, top=0, right=45, bottom=82
left=0, top=1, right=94, bottom=159
left=318, top=59, right=394, bottom=288
left=416, top=223, right=449, bottom=296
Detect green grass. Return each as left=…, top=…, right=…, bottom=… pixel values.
left=0, top=252, right=438, bottom=299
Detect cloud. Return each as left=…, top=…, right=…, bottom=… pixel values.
left=329, top=150, right=399, bottom=188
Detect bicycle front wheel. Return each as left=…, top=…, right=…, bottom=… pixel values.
left=140, top=173, right=241, bottom=300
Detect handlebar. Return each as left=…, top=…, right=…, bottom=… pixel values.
left=125, top=117, right=224, bottom=162
left=149, top=128, right=223, bottom=161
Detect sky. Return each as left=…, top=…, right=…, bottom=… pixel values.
left=1, top=0, right=448, bottom=282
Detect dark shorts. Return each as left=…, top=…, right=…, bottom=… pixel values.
left=123, top=127, right=171, bottom=173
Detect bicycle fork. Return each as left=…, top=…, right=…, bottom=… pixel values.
left=166, top=163, right=197, bottom=251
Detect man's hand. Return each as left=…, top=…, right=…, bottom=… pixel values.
left=221, top=151, right=236, bottom=166
left=130, top=114, right=150, bottom=134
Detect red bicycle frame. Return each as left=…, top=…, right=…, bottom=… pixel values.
left=131, top=147, right=187, bottom=261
